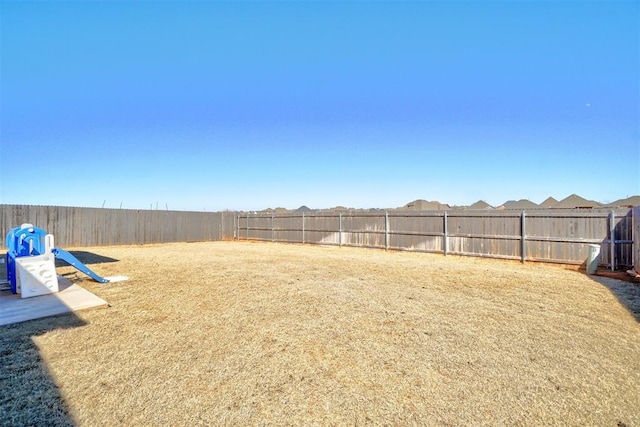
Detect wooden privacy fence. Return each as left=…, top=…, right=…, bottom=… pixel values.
left=2, top=204, right=638, bottom=270
left=1, top=205, right=236, bottom=247
left=237, top=208, right=637, bottom=270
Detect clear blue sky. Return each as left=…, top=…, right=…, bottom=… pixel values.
left=1, top=1, right=638, bottom=211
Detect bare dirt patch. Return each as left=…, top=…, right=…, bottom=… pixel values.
left=2, top=241, right=639, bottom=426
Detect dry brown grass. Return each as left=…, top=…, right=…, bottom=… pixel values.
left=2, top=241, right=640, bottom=426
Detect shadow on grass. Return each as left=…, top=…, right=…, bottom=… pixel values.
left=0, top=314, right=85, bottom=426
left=589, top=272, right=640, bottom=322
left=55, top=251, right=119, bottom=267
left=55, top=251, right=120, bottom=282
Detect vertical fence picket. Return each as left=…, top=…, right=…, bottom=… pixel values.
left=610, top=210, right=616, bottom=271
left=521, top=211, right=526, bottom=263
left=443, top=211, right=448, bottom=256
left=385, top=211, right=389, bottom=251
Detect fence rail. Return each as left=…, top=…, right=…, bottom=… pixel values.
left=237, top=208, right=636, bottom=269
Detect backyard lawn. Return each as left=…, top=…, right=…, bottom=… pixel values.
left=2, top=241, right=639, bottom=426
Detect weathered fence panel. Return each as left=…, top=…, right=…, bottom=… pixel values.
left=274, top=214, right=304, bottom=243
left=1, top=205, right=236, bottom=247
left=445, top=211, right=522, bottom=260
left=340, top=214, right=386, bottom=248
left=237, top=208, right=636, bottom=268
left=388, top=212, right=443, bottom=252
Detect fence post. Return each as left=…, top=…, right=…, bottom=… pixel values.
left=443, top=211, right=448, bottom=256
left=236, top=214, right=239, bottom=241
left=521, top=211, right=526, bottom=263
left=385, top=210, right=389, bottom=251
left=339, top=212, right=343, bottom=247
left=302, top=212, right=305, bottom=244
left=246, top=213, right=250, bottom=240
left=219, top=212, right=224, bottom=242
left=609, top=210, right=616, bottom=271
left=634, top=206, right=640, bottom=271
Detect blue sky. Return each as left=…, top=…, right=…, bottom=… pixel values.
left=1, top=1, right=638, bottom=211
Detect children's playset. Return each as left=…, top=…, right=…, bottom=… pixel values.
left=3, top=224, right=126, bottom=298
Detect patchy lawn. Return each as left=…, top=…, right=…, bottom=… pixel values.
left=2, top=241, right=639, bottom=426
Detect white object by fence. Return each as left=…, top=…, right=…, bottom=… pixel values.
left=586, top=244, right=601, bottom=275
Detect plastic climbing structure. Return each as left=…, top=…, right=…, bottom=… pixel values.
left=5, top=223, right=123, bottom=297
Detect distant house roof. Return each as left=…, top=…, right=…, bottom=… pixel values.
left=497, top=199, right=539, bottom=210
left=295, top=205, right=312, bottom=212
left=539, top=197, right=559, bottom=208
left=261, top=207, right=291, bottom=213
left=467, top=200, right=494, bottom=210
left=603, top=195, right=640, bottom=208
left=551, top=194, right=601, bottom=209
left=401, top=199, right=450, bottom=210
left=330, top=206, right=349, bottom=211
